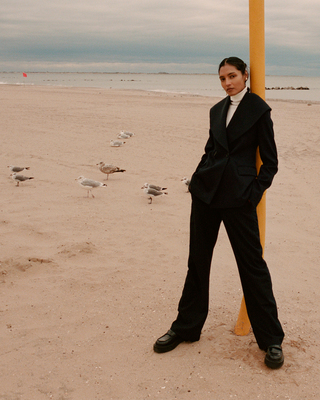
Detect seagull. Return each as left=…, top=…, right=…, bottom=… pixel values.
left=181, top=177, right=191, bottom=192
left=117, top=132, right=131, bottom=139
left=8, top=165, right=30, bottom=173
left=120, top=130, right=134, bottom=137
left=110, top=140, right=126, bottom=147
left=10, top=173, right=34, bottom=186
left=141, top=186, right=168, bottom=204
left=75, top=176, right=107, bottom=198
left=143, top=183, right=167, bottom=191
left=97, top=162, right=126, bottom=180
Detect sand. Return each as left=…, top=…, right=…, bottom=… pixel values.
left=1, top=85, right=320, bottom=399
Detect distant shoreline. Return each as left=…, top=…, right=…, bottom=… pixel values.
left=2, top=84, right=319, bottom=105
left=1, top=72, right=319, bottom=102
left=1, top=71, right=319, bottom=78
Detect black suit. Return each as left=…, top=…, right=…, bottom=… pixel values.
left=171, top=91, right=284, bottom=351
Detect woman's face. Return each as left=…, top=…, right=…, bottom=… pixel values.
left=219, top=63, right=248, bottom=96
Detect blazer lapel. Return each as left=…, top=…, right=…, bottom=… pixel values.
left=227, top=92, right=271, bottom=142
left=210, top=96, right=230, bottom=151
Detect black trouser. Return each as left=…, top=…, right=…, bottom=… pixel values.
left=171, top=195, right=284, bottom=351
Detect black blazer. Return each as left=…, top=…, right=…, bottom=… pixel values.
left=189, top=91, right=278, bottom=208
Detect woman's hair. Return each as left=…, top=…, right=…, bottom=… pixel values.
left=218, top=57, right=248, bottom=76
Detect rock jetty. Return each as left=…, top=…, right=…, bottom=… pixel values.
left=265, top=86, right=309, bottom=90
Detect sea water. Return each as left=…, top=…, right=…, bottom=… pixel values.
left=1, top=72, right=319, bottom=102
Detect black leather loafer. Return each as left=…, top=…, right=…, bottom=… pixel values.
left=153, top=329, right=184, bottom=353
left=264, top=344, right=284, bottom=369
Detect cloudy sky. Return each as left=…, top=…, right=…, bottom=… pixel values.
left=1, top=0, right=319, bottom=76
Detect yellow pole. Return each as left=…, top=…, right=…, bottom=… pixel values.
left=235, top=0, right=266, bottom=336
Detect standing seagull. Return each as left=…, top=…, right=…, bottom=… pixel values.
left=141, top=185, right=168, bottom=204
left=75, top=176, right=107, bottom=198
left=181, top=177, right=191, bottom=192
left=8, top=165, right=30, bottom=173
left=143, top=183, right=167, bottom=191
left=97, top=162, right=126, bottom=180
left=10, top=173, right=34, bottom=186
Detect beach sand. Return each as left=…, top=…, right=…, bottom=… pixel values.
left=1, top=85, right=320, bottom=399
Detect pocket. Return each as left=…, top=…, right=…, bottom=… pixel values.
left=237, top=166, right=257, bottom=176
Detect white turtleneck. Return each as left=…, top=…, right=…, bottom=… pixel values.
left=226, top=86, right=248, bottom=127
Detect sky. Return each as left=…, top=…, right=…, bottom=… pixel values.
left=1, top=0, right=319, bottom=76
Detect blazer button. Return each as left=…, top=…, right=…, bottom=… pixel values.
left=225, top=153, right=229, bottom=158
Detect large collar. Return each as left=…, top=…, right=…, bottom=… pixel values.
left=210, top=92, right=271, bottom=150
left=210, top=96, right=230, bottom=151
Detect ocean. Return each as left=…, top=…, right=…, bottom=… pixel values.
left=1, top=72, right=320, bottom=103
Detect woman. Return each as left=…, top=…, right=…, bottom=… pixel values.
left=153, top=57, right=284, bottom=369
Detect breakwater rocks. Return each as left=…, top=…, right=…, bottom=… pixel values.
left=266, top=86, right=309, bottom=90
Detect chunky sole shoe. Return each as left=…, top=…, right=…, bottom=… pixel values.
left=153, top=329, right=184, bottom=353
left=264, top=345, right=284, bottom=369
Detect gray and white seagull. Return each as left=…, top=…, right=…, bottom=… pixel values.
left=10, top=173, right=34, bottom=186
left=119, top=130, right=134, bottom=137
left=110, top=140, right=126, bottom=147
left=143, top=183, right=167, bottom=191
left=181, top=177, right=191, bottom=192
left=8, top=165, right=30, bottom=173
left=75, top=176, right=107, bottom=198
left=117, top=132, right=131, bottom=139
left=141, top=185, right=168, bottom=204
